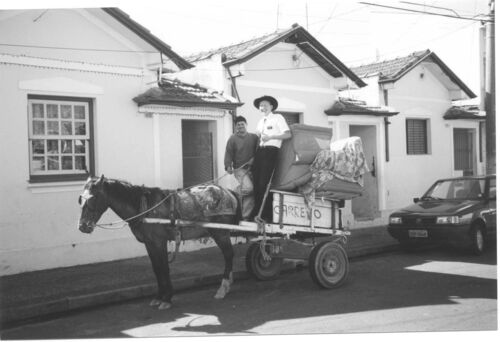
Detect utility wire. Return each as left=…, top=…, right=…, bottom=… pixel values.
left=343, top=20, right=477, bottom=65
left=359, top=2, right=492, bottom=22
left=401, top=1, right=461, bottom=17
left=0, top=43, right=159, bottom=53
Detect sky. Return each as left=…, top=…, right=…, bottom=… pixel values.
left=1, top=0, right=492, bottom=98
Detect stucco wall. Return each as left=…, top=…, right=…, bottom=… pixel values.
left=0, top=9, right=216, bottom=275
left=383, top=66, right=482, bottom=210
left=0, top=9, right=160, bottom=68
left=0, top=64, right=154, bottom=275
left=233, top=43, right=339, bottom=132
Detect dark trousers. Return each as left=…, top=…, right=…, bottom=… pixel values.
left=251, top=146, right=279, bottom=221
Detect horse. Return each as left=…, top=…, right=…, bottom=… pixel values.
left=77, top=175, right=241, bottom=310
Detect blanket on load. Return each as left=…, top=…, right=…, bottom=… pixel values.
left=299, top=136, right=369, bottom=212
left=176, top=185, right=238, bottom=221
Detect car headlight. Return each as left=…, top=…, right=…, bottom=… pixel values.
left=436, top=214, right=472, bottom=224
left=389, top=217, right=402, bottom=224
left=436, top=216, right=459, bottom=224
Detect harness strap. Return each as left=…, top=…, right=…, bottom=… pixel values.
left=168, top=229, right=181, bottom=263
left=169, top=191, right=176, bottom=226
left=167, top=191, right=181, bottom=263
left=140, top=195, right=148, bottom=219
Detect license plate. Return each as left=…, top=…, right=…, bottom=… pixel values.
left=409, top=230, right=428, bottom=238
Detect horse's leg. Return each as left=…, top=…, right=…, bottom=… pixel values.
left=144, top=241, right=165, bottom=306
left=209, top=229, right=234, bottom=299
left=144, top=240, right=173, bottom=309
left=157, top=239, right=174, bottom=309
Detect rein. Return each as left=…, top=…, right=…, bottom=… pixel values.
left=93, top=160, right=252, bottom=230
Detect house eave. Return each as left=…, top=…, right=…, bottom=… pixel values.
left=324, top=111, right=399, bottom=117
left=135, top=99, right=243, bottom=110
left=377, top=51, right=476, bottom=99
left=222, top=24, right=366, bottom=88
left=102, top=8, right=194, bottom=70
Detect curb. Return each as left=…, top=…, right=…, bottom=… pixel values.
left=1, top=243, right=399, bottom=326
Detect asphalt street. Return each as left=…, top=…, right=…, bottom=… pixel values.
left=1, top=246, right=497, bottom=339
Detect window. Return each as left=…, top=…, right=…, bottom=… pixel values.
left=406, top=119, right=428, bottom=154
left=275, top=111, right=301, bottom=126
left=28, top=95, right=94, bottom=182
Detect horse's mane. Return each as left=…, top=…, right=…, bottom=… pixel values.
left=104, top=178, right=162, bottom=209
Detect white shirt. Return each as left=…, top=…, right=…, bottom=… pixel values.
left=256, top=112, right=290, bottom=148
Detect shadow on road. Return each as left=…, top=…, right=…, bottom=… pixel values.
left=2, top=246, right=496, bottom=339
left=125, top=247, right=497, bottom=336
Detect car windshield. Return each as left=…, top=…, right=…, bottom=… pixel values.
left=424, top=179, right=485, bottom=200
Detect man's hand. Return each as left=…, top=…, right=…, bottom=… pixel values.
left=261, top=133, right=272, bottom=142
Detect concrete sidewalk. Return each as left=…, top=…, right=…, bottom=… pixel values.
left=0, top=225, right=398, bottom=326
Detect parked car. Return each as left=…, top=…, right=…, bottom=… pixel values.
left=388, top=175, right=496, bottom=254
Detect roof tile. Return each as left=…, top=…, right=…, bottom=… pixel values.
left=133, top=79, right=240, bottom=108
left=185, top=31, right=285, bottom=63
left=351, top=50, right=429, bottom=80
left=324, top=97, right=398, bottom=116
left=443, top=105, right=485, bottom=120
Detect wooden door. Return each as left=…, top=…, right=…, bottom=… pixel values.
left=182, top=120, right=214, bottom=188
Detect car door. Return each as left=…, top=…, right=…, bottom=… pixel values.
left=484, top=177, right=496, bottom=235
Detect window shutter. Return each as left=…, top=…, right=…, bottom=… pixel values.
left=276, top=112, right=300, bottom=126
left=406, top=119, right=427, bottom=154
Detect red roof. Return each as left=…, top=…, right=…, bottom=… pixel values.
left=186, top=31, right=283, bottom=64
left=443, top=105, right=485, bottom=120
left=186, top=24, right=366, bottom=88
left=133, top=79, right=242, bottom=109
left=351, top=50, right=476, bottom=98
left=324, top=98, right=398, bottom=117
left=103, top=8, right=193, bottom=70
left=351, top=50, right=429, bottom=80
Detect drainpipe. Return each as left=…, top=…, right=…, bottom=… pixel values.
left=383, top=89, right=390, bottom=162
left=225, top=65, right=240, bottom=133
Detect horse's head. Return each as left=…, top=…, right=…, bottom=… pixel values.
left=78, top=175, right=110, bottom=234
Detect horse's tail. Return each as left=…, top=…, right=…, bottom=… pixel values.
left=227, top=189, right=243, bottom=223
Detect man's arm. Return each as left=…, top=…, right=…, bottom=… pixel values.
left=261, top=131, right=291, bottom=142
left=224, top=136, right=234, bottom=173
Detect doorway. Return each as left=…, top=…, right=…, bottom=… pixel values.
left=181, top=120, right=215, bottom=188
left=349, top=125, right=380, bottom=220
left=453, top=128, right=476, bottom=176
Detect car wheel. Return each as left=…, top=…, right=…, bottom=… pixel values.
left=470, top=224, right=486, bottom=255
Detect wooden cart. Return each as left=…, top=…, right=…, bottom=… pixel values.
left=145, top=190, right=351, bottom=289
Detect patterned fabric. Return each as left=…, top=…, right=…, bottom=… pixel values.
left=299, top=137, right=369, bottom=213
left=176, top=184, right=238, bottom=221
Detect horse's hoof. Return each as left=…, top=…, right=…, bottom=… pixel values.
left=158, top=301, right=172, bottom=310
left=214, top=279, right=231, bottom=299
left=149, top=298, right=162, bottom=306
left=214, top=290, right=227, bottom=300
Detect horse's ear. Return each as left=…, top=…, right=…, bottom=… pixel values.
left=95, top=174, right=105, bottom=188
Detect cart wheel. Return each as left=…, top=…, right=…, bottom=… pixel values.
left=309, top=241, right=349, bottom=289
left=246, top=242, right=283, bottom=280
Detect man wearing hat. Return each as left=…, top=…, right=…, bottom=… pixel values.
left=251, top=95, right=291, bottom=222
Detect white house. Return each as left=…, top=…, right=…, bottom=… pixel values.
left=338, top=50, right=483, bottom=224
left=0, top=8, right=240, bottom=275
left=171, top=24, right=367, bottom=131
left=173, top=32, right=482, bottom=229
left=171, top=24, right=403, bottom=229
